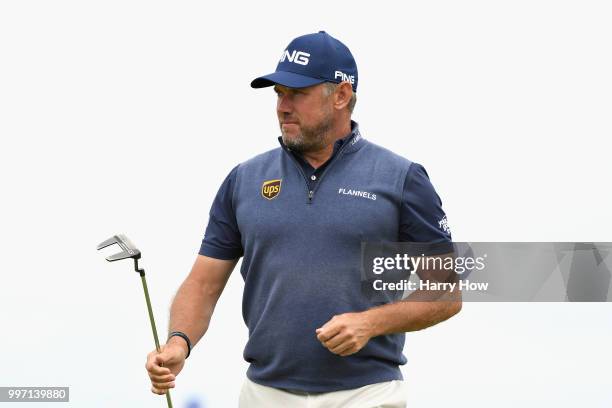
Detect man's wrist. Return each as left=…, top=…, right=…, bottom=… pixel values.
left=167, top=332, right=191, bottom=359
left=362, top=308, right=385, bottom=338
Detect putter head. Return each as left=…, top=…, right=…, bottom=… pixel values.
left=97, top=234, right=141, bottom=261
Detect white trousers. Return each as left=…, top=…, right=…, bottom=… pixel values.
left=239, top=377, right=408, bottom=408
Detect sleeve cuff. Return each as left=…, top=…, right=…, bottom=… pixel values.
left=198, top=243, right=242, bottom=260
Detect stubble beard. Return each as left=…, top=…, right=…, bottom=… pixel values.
left=281, top=109, right=334, bottom=154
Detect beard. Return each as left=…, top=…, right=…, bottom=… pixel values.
left=280, top=109, right=334, bottom=154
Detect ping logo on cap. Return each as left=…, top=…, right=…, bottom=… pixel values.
left=279, top=49, right=310, bottom=66
left=262, top=179, right=282, bottom=200
left=334, top=70, right=355, bottom=84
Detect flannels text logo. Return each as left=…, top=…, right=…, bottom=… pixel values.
left=338, top=188, right=376, bottom=201
left=280, top=50, right=310, bottom=65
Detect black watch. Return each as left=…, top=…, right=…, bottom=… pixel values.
left=168, top=331, right=191, bottom=359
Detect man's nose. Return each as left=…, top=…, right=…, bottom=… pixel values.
left=277, top=94, right=293, bottom=113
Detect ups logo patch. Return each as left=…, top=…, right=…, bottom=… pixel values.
left=261, top=179, right=282, bottom=200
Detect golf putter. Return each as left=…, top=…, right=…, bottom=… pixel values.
left=97, top=234, right=173, bottom=408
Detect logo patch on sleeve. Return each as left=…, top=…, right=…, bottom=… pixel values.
left=261, top=179, right=282, bottom=200
left=438, top=215, right=451, bottom=234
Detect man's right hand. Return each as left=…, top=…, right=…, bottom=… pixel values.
left=145, top=339, right=187, bottom=395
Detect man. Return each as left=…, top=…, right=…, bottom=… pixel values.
left=145, top=31, right=461, bottom=407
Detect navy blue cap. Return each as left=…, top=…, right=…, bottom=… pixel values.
left=251, top=31, right=358, bottom=92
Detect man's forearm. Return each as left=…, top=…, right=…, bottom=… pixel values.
left=157, top=256, right=235, bottom=359
left=363, top=289, right=462, bottom=337
left=167, top=277, right=223, bottom=351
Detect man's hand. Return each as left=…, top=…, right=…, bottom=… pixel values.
left=316, top=312, right=374, bottom=357
left=145, top=340, right=187, bottom=395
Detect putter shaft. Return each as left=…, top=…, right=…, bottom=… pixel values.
left=138, top=260, right=173, bottom=408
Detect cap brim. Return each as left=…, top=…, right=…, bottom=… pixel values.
left=250, top=71, right=326, bottom=89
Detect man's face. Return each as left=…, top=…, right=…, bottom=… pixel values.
left=274, top=83, right=335, bottom=154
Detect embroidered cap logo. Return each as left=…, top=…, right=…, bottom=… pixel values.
left=261, top=179, right=282, bottom=200
left=279, top=49, right=310, bottom=65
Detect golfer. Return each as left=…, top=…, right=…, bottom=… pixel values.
left=145, top=31, right=461, bottom=407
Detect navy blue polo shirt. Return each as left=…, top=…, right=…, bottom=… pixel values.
left=199, top=121, right=451, bottom=392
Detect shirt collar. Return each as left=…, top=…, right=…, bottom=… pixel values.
left=332, top=120, right=359, bottom=153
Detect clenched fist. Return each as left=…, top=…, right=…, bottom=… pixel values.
left=145, top=340, right=187, bottom=395
left=316, top=312, right=375, bottom=357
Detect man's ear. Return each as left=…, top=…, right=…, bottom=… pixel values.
left=333, top=82, right=354, bottom=111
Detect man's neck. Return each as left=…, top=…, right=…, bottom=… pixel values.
left=301, top=120, right=352, bottom=169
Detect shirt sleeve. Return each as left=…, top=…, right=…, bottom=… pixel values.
left=399, top=163, right=452, bottom=243
left=198, top=165, right=243, bottom=260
